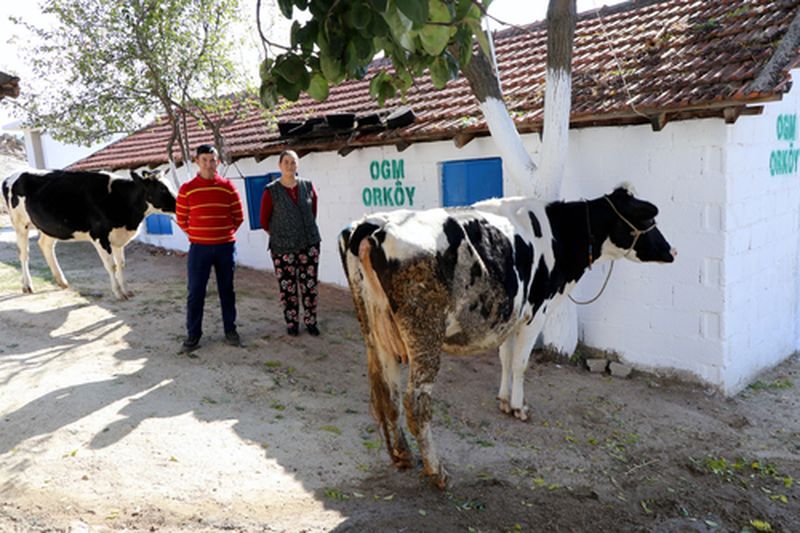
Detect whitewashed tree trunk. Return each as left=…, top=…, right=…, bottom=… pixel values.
left=463, top=1, right=578, bottom=356
left=538, top=0, right=579, bottom=356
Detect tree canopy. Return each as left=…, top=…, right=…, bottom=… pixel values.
left=258, top=0, right=496, bottom=108
left=15, top=0, right=252, bottom=163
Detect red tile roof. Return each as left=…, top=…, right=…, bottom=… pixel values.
left=72, top=0, right=800, bottom=171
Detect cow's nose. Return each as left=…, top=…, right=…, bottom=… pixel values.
left=670, top=247, right=677, bottom=258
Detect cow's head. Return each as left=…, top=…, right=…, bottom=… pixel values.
left=602, top=185, right=675, bottom=263
left=132, top=170, right=177, bottom=214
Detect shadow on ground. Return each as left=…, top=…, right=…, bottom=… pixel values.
left=0, top=235, right=798, bottom=532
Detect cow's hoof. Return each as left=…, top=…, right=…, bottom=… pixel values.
left=124, top=290, right=135, bottom=298
left=57, top=281, right=69, bottom=289
left=391, top=448, right=413, bottom=470
left=426, top=465, right=449, bottom=490
left=497, top=398, right=511, bottom=414
left=512, top=405, right=530, bottom=422
left=22, top=286, right=32, bottom=294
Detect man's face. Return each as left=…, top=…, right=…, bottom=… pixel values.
left=196, top=152, right=218, bottom=178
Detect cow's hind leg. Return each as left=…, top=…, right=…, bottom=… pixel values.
left=367, top=338, right=412, bottom=469
left=38, top=234, right=69, bottom=289
left=13, top=225, right=34, bottom=293
left=111, top=245, right=133, bottom=297
left=404, top=345, right=447, bottom=489
left=90, top=241, right=127, bottom=299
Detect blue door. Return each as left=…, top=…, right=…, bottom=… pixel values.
left=245, top=172, right=281, bottom=230
left=441, top=157, right=503, bottom=207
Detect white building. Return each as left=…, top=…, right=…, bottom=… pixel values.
left=2, top=119, right=123, bottom=170
left=70, top=0, right=800, bottom=394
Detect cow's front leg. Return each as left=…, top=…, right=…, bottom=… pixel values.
left=497, top=338, right=513, bottom=414
left=404, top=348, right=447, bottom=489
left=13, top=226, right=34, bottom=293
left=112, top=246, right=133, bottom=298
left=38, top=234, right=69, bottom=289
left=91, top=241, right=127, bottom=299
left=508, top=324, right=540, bottom=421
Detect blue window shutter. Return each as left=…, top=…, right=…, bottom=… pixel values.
left=441, top=157, right=503, bottom=207
left=245, top=172, right=281, bottom=230
left=145, top=214, right=173, bottom=235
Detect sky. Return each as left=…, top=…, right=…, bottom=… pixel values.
left=0, top=0, right=625, bottom=128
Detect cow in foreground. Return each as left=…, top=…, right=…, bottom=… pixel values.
left=338, top=185, right=675, bottom=488
left=2, top=169, right=177, bottom=299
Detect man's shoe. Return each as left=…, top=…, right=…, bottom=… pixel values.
left=225, top=331, right=243, bottom=347
left=306, top=324, right=320, bottom=336
left=181, top=336, right=200, bottom=353
left=287, top=325, right=299, bottom=336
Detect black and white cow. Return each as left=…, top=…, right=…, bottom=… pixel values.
left=2, top=169, right=177, bottom=299
left=338, top=185, right=675, bottom=488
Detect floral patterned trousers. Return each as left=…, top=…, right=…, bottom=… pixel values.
left=271, top=244, right=319, bottom=328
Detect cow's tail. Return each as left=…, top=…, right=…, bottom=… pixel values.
left=339, top=223, right=410, bottom=460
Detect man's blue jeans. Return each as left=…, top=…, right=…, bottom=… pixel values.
left=186, top=242, right=237, bottom=339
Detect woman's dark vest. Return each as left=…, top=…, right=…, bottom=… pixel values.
left=266, top=178, right=321, bottom=254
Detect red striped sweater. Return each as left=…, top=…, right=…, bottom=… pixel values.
left=176, top=174, right=244, bottom=244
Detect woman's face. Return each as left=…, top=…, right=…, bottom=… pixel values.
left=279, top=153, right=298, bottom=176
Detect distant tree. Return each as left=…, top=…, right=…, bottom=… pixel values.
left=14, top=0, right=254, bottom=173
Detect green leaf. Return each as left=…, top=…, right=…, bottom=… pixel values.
left=419, top=0, right=451, bottom=55
left=320, top=52, right=345, bottom=84
left=344, top=40, right=359, bottom=73
left=429, top=56, right=449, bottom=89
left=467, top=19, right=491, bottom=57
left=277, top=0, right=294, bottom=18
left=395, top=0, right=429, bottom=26
left=384, top=3, right=416, bottom=51
left=352, top=34, right=375, bottom=63
left=274, top=54, right=307, bottom=84
left=276, top=75, right=301, bottom=101
left=348, top=2, right=372, bottom=30
left=308, top=73, right=329, bottom=101
left=454, top=24, right=474, bottom=68
left=259, top=58, right=273, bottom=82
left=455, top=0, right=473, bottom=20
left=373, top=0, right=388, bottom=12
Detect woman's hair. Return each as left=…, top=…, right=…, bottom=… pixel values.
left=279, top=150, right=299, bottom=163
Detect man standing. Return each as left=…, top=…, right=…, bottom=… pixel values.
left=176, top=144, right=244, bottom=352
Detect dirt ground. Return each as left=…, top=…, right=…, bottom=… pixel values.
left=0, top=218, right=798, bottom=533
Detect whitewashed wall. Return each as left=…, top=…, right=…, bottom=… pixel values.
left=721, top=71, right=800, bottom=393
left=137, top=71, right=800, bottom=393
left=562, top=120, right=727, bottom=389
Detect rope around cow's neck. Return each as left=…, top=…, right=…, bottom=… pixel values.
left=569, top=260, right=615, bottom=305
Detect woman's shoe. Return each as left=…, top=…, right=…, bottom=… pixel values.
left=306, top=324, right=320, bottom=336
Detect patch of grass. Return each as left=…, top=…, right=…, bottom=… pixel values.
left=689, top=455, right=792, bottom=490
left=748, top=379, right=793, bottom=391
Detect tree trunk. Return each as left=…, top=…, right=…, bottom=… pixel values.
left=460, top=47, right=537, bottom=196
left=537, top=0, right=576, bottom=201
left=540, top=0, right=579, bottom=358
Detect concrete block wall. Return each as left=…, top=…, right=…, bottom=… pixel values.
left=562, top=119, right=728, bottom=387
left=721, top=71, right=800, bottom=393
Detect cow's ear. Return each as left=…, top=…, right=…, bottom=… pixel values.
left=131, top=171, right=142, bottom=182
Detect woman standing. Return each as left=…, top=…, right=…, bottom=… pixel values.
left=260, top=150, right=322, bottom=336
